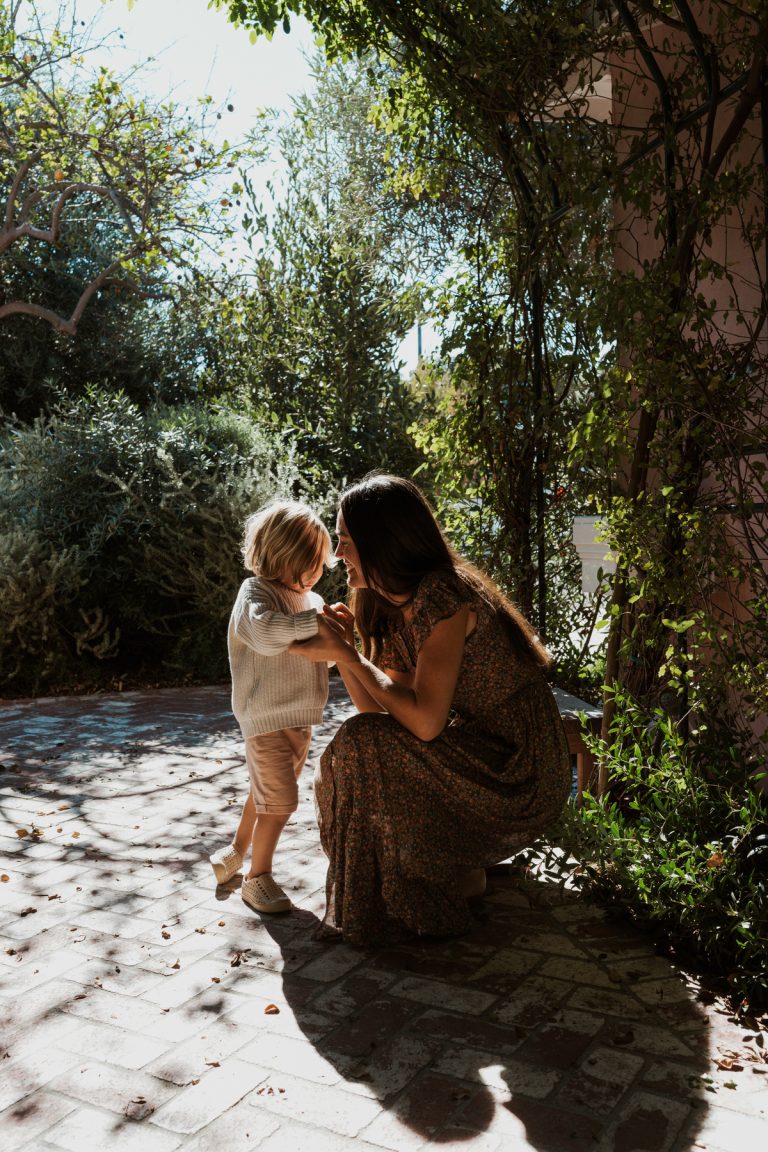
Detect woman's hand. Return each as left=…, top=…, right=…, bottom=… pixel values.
left=323, top=602, right=355, bottom=646
left=291, top=613, right=358, bottom=664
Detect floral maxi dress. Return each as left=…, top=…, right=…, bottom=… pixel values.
left=314, top=570, right=571, bottom=945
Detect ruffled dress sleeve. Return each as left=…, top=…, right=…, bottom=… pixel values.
left=380, top=569, right=475, bottom=672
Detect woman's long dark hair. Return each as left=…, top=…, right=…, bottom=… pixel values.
left=340, top=473, right=551, bottom=668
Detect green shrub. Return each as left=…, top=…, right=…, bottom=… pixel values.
left=0, top=389, right=310, bottom=693
left=557, top=690, right=768, bottom=1012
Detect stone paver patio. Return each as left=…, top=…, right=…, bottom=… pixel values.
left=1, top=681, right=767, bottom=1151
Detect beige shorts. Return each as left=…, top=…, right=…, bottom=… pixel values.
left=245, top=726, right=312, bottom=815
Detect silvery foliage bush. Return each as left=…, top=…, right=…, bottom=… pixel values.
left=0, top=389, right=308, bottom=692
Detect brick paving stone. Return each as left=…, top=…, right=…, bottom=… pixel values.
left=427, top=1127, right=501, bottom=1152
left=309, top=969, right=399, bottom=1019
left=490, top=974, right=573, bottom=1027
left=318, top=995, right=425, bottom=1058
left=0, top=1046, right=84, bottom=1113
left=322, top=1032, right=440, bottom=1100
left=357, top=1070, right=484, bottom=1146
left=432, top=1046, right=563, bottom=1099
left=599, top=1091, right=693, bottom=1152
left=601, top=1018, right=698, bottom=1059
left=239, top=1030, right=343, bottom=1085
left=639, top=1058, right=713, bottom=1103
left=538, top=953, right=620, bottom=988
left=464, top=946, right=546, bottom=994
left=558, top=1045, right=646, bottom=1115
left=566, top=983, right=660, bottom=1021
left=146, top=1017, right=257, bottom=1086
left=45, top=1059, right=178, bottom=1118
left=292, top=944, right=368, bottom=984
left=149, top=1058, right=262, bottom=1135
left=459, top=1090, right=605, bottom=1151
left=403, top=1008, right=523, bottom=1060
left=56, top=1017, right=174, bottom=1071
left=0, top=1090, right=77, bottom=1152
left=179, top=1099, right=280, bottom=1152
left=40, top=1104, right=184, bottom=1152
left=389, top=975, right=498, bottom=1015
left=246, top=1069, right=385, bottom=1137
left=0, top=998, right=80, bottom=1058
left=0, top=943, right=87, bottom=994
left=61, top=954, right=163, bottom=996
left=512, top=1006, right=605, bottom=1070
left=221, top=988, right=337, bottom=1044
left=256, top=1117, right=365, bottom=1152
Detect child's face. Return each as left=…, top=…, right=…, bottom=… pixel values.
left=283, top=556, right=324, bottom=592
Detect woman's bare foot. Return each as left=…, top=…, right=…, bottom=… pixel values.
left=461, top=868, right=487, bottom=899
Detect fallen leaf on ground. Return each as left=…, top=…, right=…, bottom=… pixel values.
left=264, top=1004, right=280, bottom=1015
left=19, top=907, right=37, bottom=917
left=15, top=829, right=28, bottom=838
left=161, top=931, right=171, bottom=940
left=1, top=875, right=9, bottom=883
left=205, top=1060, right=220, bottom=1067
left=211, top=976, right=221, bottom=983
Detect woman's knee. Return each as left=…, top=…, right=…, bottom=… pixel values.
left=332, top=711, right=392, bottom=753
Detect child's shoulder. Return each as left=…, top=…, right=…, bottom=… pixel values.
left=236, top=575, right=279, bottom=604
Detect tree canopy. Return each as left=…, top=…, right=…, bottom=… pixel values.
left=1, top=2, right=242, bottom=337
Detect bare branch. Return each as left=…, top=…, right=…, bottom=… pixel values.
left=0, top=179, right=139, bottom=255
left=0, top=258, right=126, bottom=335
left=4, top=148, right=41, bottom=231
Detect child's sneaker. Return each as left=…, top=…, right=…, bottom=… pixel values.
left=241, top=873, right=291, bottom=914
left=209, top=844, right=243, bottom=885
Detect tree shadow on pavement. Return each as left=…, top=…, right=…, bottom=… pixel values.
left=256, top=868, right=718, bottom=1151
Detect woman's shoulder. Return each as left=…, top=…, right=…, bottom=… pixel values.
left=408, top=568, right=480, bottom=639
left=413, top=567, right=478, bottom=613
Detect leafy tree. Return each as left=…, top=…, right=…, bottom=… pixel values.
left=0, top=1, right=241, bottom=357
left=213, top=57, right=425, bottom=481
left=0, top=388, right=311, bottom=693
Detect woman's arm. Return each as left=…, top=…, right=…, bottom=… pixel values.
left=293, top=606, right=470, bottom=741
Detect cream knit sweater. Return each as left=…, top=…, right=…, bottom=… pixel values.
left=228, top=576, right=328, bottom=738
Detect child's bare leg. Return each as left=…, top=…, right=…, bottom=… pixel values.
left=233, top=792, right=257, bottom=858
left=247, top=812, right=290, bottom=878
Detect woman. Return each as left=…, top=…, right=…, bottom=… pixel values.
left=292, top=474, right=570, bottom=945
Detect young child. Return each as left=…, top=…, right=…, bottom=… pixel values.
left=210, top=500, right=334, bottom=914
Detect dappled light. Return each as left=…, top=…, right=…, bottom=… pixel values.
left=3, top=683, right=764, bottom=1149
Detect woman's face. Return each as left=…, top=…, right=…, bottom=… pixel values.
left=334, top=513, right=366, bottom=589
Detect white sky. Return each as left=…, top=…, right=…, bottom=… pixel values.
left=36, top=0, right=316, bottom=119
